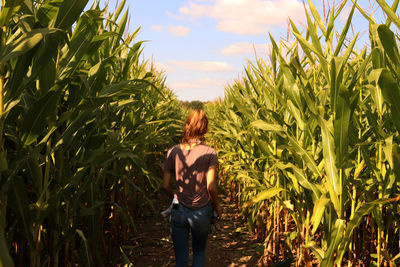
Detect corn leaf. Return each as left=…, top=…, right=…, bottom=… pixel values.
left=334, top=3, right=356, bottom=56
left=244, top=187, right=284, bottom=207
left=378, top=69, right=400, bottom=134
left=0, top=28, right=58, bottom=63
left=55, top=0, right=89, bottom=30
left=319, top=117, right=341, bottom=214
left=376, top=0, right=400, bottom=30
left=20, top=92, right=59, bottom=146
left=311, top=196, right=330, bottom=235
left=0, top=0, right=23, bottom=27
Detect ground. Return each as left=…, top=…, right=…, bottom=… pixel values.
left=124, top=196, right=263, bottom=267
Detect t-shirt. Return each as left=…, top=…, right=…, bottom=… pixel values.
left=162, top=144, right=218, bottom=209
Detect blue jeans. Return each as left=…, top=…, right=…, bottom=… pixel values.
left=170, top=202, right=212, bottom=267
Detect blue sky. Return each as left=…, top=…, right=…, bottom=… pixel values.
left=97, top=0, right=394, bottom=102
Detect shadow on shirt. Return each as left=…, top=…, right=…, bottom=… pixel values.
left=166, top=145, right=217, bottom=207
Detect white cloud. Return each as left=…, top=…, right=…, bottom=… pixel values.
left=221, top=42, right=271, bottom=56
left=169, top=77, right=227, bottom=101
left=168, top=60, right=235, bottom=72
left=151, top=25, right=163, bottom=32
left=178, top=0, right=305, bottom=35
left=153, top=62, right=175, bottom=73
left=166, top=11, right=185, bottom=20
left=170, top=81, right=200, bottom=89
left=170, top=78, right=225, bottom=89
left=168, top=25, right=190, bottom=36
left=179, top=2, right=209, bottom=19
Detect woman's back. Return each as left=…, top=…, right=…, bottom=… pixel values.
left=163, top=144, right=218, bottom=209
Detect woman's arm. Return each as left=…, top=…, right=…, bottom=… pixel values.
left=163, top=172, right=174, bottom=200
left=206, top=166, right=222, bottom=217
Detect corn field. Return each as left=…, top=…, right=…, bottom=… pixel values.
left=207, top=0, right=400, bottom=266
left=0, top=0, right=183, bottom=266
left=3, top=0, right=400, bottom=266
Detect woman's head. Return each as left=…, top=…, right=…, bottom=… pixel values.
left=182, top=110, right=208, bottom=143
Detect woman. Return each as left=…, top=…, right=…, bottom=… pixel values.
left=162, top=109, right=222, bottom=267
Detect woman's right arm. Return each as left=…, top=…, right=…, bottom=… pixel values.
left=206, top=166, right=222, bottom=217
left=163, top=172, right=174, bottom=200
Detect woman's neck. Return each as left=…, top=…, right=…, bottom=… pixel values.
left=180, top=138, right=203, bottom=150
left=187, top=138, right=202, bottom=144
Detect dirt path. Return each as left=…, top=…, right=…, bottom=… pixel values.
left=124, top=196, right=262, bottom=266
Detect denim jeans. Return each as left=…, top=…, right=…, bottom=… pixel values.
left=170, top=202, right=212, bottom=267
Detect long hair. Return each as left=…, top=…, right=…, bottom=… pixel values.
left=182, top=110, right=208, bottom=143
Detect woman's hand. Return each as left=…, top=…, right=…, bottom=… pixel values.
left=215, top=203, right=222, bottom=218
left=207, top=166, right=222, bottom=217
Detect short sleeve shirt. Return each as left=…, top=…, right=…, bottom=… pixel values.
left=162, top=144, right=218, bottom=209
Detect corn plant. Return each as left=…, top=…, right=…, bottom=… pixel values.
left=207, top=0, right=400, bottom=265
left=0, top=0, right=183, bottom=266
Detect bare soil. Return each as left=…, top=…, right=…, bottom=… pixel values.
left=124, top=197, right=263, bottom=266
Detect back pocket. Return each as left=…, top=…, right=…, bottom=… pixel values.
left=171, top=208, right=187, bottom=228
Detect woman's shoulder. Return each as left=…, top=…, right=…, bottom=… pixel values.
left=199, top=144, right=217, bottom=154
left=165, top=145, right=179, bottom=155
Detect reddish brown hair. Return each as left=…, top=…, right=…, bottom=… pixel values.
left=182, top=110, right=208, bottom=143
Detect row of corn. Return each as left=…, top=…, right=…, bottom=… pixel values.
left=0, top=0, right=183, bottom=266
left=207, top=0, right=400, bottom=265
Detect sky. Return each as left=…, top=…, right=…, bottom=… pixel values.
left=96, top=0, right=394, bottom=102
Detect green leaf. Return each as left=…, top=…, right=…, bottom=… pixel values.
left=385, top=0, right=399, bottom=27
left=292, top=31, right=329, bottom=78
left=55, top=110, right=93, bottom=148
left=281, top=65, right=303, bottom=112
left=311, top=196, right=330, bottom=235
left=0, top=0, right=23, bottom=27
left=251, top=120, right=285, bottom=132
left=20, top=92, right=59, bottom=146
left=308, top=0, right=326, bottom=36
left=98, top=79, right=152, bottom=98
left=304, top=241, right=325, bottom=261
left=378, top=69, right=400, bottom=133
left=275, top=161, right=321, bottom=198
left=36, top=0, right=62, bottom=27
left=244, top=187, right=284, bottom=207
left=334, top=3, right=356, bottom=56
left=377, top=24, right=400, bottom=71
left=0, top=99, right=19, bottom=121
left=58, top=10, right=103, bottom=79
left=319, top=117, right=341, bottom=215
left=322, top=219, right=345, bottom=267
left=287, top=135, right=322, bottom=178
left=55, top=0, right=89, bottom=30
left=112, top=8, right=128, bottom=47
left=287, top=100, right=304, bottom=131
left=376, top=0, right=400, bottom=30
left=393, top=145, right=400, bottom=180
left=0, top=28, right=59, bottom=63
left=330, top=57, right=338, bottom=111
left=334, top=90, right=351, bottom=167
left=304, top=6, right=324, bottom=57
left=326, top=0, right=335, bottom=38
left=113, top=0, right=127, bottom=21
